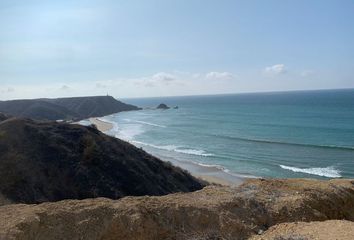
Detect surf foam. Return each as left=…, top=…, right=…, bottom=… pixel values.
left=133, top=120, right=166, bottom=128
left=132, top=140, right=214, bottom=157
left=123, top=119, right=166, bottom=128
left=279, top=165, right=341, bottom=178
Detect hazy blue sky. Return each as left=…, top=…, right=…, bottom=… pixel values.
left=0, top=0, right=353, bottom=99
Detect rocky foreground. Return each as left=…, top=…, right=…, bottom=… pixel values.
left=1, top=178, right=354, bottom=240
left=250, top=220, right=354, bottom=240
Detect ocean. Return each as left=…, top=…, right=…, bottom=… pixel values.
left=100, top=89, right=354, bottom=181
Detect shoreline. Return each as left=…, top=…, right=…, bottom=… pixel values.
left=196, top=174, right=241, bottom=186
left=87, top=116, right=244, bottom=186
left=89, top=117, right=114, bottom=132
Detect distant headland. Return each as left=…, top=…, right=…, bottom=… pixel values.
left=0, top=95, right=141, bottom=121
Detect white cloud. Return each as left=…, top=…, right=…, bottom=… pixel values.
left=300, top=70, right=315, bottom=77
left=205, top=71, right=234, bottom=80
left=143, top=81, right=155, bottom=88
left=264, top=64, right=286, bottom=75
left=96, top=82, right=107, bottom=88
left=151, top=72, right=176, bottom=82
left=133, top=72, right=178, bottom=87
left=7, top=87, right=15, bottom=93
left=60, top=85, right=70, bottom=91
left=192, top=73, right=201, bottom=79
left=0, top=69, right=240, bottom=100
left=0, top=87, right=15, bottom=94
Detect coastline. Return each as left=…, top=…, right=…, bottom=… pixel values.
left=89, top=117, right=114, bottom=132
left=196, top=175, right=239, bottom=186
left=87, top=117, right=244, bottom=186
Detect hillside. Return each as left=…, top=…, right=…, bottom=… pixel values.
left=1, top=178, right=353, bottom=239
left=0, top=117, right=205, bottom=205
left=0, top=113, right=9, bottom=121
left=0, top=96, right=140, bottom=121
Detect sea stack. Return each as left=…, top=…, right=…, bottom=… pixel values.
left=156, top=103, right=170, bottom=109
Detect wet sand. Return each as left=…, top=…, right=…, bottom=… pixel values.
left=149, top=151, right=245, bottom=186
left=89, top=118, right=113, bottom=132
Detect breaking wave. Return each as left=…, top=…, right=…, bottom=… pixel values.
left=131, top=140, right=214, bottom=157
left=279, top=165, right=341, bottom=178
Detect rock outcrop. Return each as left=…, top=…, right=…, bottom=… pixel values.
left=157, top=103, right=170, bottom=109
left=0, top=117, right=205, bottom=205
left=1, top=178, right=354, bottom=240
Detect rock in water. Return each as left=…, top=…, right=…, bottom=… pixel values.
left=156, top=103, right=170, bottom=109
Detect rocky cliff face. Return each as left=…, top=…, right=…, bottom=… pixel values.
left=1, top=178, right=354, bottom=240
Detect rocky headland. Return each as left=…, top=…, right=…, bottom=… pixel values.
left=1, top=178, right=354, bottom=239
left=0, top=96, right=140, bottom=121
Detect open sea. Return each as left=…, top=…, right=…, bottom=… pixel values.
left=100, top=89, right=354, bottom=181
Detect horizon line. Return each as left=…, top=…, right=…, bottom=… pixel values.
left=120, top=87, right=354, bottom=100
left=1, top=87, right=353, bottom=101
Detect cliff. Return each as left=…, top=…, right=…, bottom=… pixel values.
left=1, top=178, right=354, bottom=239
left=0, top=96, right=140, bottom=121
left=0, top=117, right=205, bottom=205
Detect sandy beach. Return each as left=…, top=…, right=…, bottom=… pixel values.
left=89, top=118, right=114, bottom=132
left=144, top=150, right=244, bottom=186
left=88, top=117, right=242, bottom=186
left=196, top=175, right=235, bottom=186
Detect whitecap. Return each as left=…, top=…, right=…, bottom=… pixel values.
left=133, top=120, right=166, bottom=128
left=279, top=165, right=341, bottom=178
left=174, top=148, right=214, bottom=157
left=131, top=140, right=213, bottom=157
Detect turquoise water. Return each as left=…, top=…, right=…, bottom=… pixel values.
left=103, top=89, right=354, bottom=179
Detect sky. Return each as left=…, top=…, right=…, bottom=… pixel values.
left=0, top=0, right=353, bottom=100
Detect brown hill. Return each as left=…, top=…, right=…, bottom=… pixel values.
left=0, top=117, right=205, bottom=205
left=250, top=220, right=354, bottom=240
left=0, top=96, right=140, bottom=121
left=0, top=113, right=9, bottom=121
left=0, top=178, right=353, bottom=239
